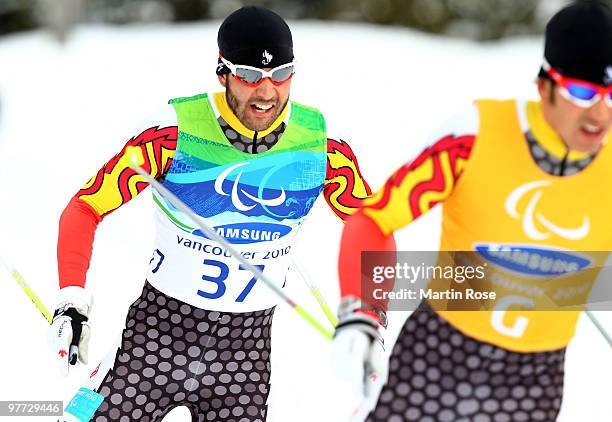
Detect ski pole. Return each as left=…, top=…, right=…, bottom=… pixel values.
left=0, top=250, right=53, bottom=324
left=291, top=256, right=338, bottom=327
left=585, top=309, right=612, bottom=348
left=122, top=147, right=333, bottom=340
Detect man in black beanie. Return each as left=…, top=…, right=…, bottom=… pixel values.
left=537, top=0, right=612, bottom=153
left=216, top=6, right=295, bottom=133
left=333, top=2, right=612, bottom=421
left=53, top=6, right=373, bottom=422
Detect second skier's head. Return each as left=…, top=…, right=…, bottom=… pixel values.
left=216, top=6, right=294, bottom=132
left=537, top=1, right=612, bottom=153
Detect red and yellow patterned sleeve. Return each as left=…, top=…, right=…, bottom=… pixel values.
left=362, top=134, right=475, bottom=235
left=338, top=134, right=476, bottom=306
left=58, top=126, right=178, bottom=288
left=77, top=126, right=177, bottom=217
left=324, top=138, right=372, bottom=221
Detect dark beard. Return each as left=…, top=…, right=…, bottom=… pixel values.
left=225, top=79, right=286, bottom=132
left=226, top=86, right=240, bottom=119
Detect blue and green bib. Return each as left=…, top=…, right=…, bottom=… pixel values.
left=147, top=93, right=327, bottom=311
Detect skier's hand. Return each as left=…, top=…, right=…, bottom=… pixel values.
left=47, top=286, right=92, bottom=377
left=332, top=299, right=388, bottom=399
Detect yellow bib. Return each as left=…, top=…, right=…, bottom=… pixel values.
left=436, top=99, right=612, bottom=352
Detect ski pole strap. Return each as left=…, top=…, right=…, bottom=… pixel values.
left=338, top=295, right=388, bottom=329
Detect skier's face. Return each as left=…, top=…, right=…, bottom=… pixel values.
left=219, top=72, right=291, bottom=132
left=539, top=79, right=612, bottom=153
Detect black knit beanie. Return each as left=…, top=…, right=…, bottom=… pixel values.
left=216, top=6, right=293, bottom=75
left=539, top=1, right=612, bottom=86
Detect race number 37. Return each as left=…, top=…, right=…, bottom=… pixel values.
left=198, top=259, right=264, bottom=303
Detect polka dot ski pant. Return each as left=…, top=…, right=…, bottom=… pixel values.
left=367, top=301, right=566, bottom=422
left=87, top=282, right=273, bottom=422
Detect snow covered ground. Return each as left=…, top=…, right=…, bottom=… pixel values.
left=0, top=20, right=610, bottom=421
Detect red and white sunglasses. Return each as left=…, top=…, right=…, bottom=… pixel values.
left=543, top=60, right=612, bottom=108
left=220, top=55, right=295, bottom=87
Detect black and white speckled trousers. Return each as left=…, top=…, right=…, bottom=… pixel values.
left=366, top=301, right=566, bottom=422
left=71, top=281, right=273, bottom=422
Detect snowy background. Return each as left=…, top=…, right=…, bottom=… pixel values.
left=0, top=20, right=611, bottom=421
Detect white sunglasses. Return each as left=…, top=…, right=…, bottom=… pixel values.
left=220, top=56, right=295, bottom=86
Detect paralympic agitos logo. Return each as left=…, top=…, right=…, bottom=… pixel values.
left=214, top=162, right=287, bottom=212
left=505, top=180, right=590, bottom=241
